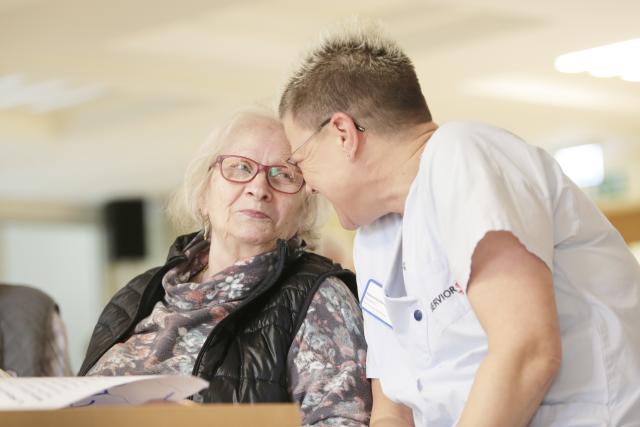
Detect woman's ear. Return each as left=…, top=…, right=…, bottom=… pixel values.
left=198, top=191, right=209, bottom=217
left=296, top=191, right=319, bottom=249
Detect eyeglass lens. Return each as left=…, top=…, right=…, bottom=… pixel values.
left=219, top=156, right=303, bottom=194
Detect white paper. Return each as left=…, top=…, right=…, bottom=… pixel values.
left=0, top=375, right=209, bottom=410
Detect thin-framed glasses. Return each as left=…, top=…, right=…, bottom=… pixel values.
left=209, top=155, right=305, bottom=194
left=286, top=115, right=365, bottom=167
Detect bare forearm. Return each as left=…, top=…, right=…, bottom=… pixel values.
left=459, top=231, right=562, bottom=427
left=456, top=350, right=560, bottom=427
left=371, top=379, right=415, bottom=427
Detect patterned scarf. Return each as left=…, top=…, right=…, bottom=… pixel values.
left=87, top=234, right=304, bottom=376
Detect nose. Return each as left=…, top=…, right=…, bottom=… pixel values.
left=245, top=170, right=273, bottom=201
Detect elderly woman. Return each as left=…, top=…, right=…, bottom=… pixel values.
left=78, top=110, right=371, bottom=426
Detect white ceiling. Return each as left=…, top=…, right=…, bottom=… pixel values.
left=1, top=0, right=639, bottom=205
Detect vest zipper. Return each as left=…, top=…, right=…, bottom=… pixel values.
left=190, top=240, right=288, bottom=383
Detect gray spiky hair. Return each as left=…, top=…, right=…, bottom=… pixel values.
left=279, top=18, right=431, bottom=132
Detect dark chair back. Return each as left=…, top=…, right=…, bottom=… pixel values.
left=0, top=283, right=71, bottom=376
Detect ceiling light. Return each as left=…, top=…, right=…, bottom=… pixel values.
left=0, top=74, right=106, bottom=113
left=555, top=38, right=640, bottom=82
left=461, top=75, right=640, bottom=111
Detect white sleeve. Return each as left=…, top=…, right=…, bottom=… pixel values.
left=363, top=317, right=380, bottom=379
left=426, top=132, right=555, bottom=291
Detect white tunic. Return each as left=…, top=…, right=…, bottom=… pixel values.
left=354, top=121, right=640, bottom=426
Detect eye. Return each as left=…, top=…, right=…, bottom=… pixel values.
left=269, top=167, right=296, bottom=183
left=221, top=157, right=255, bottom=179
left=230, top=160, right=255, bottom=174
left=232, top=160, right=252, bottom=172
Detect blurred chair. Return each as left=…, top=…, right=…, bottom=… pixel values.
left=0, top=283, right=72, bottom=376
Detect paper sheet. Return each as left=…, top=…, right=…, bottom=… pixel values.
left=0, top=375, right=209, bottom=410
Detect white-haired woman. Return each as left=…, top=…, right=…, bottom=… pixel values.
left=79, top=110, right=371, bottom=426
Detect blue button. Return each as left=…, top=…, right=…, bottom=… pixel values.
left=417, top=378, right=423, bottom=391
left=413, top=309, right=423, bottom=321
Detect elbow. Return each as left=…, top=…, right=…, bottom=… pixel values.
left=519, top=336, right=563, bottom=389
left=534, top=346, right=562, bottom=387
left=538, top=331, right=562, bottom=375
left=492, top=333, right=563, bottom=389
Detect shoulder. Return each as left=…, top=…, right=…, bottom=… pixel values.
left=294, top=251, right=341, bottom=272
left=432, top=120, right=521, bottom=142
left=286, top=252, right=356, bottom=294
left=119, top=266, right=163, bottom=298
left=427, top=121, right=524, bottom=158
left=309, top=277, right=362, bottom=319
left=420, top=121, right=541, bottom=187
left=99, top=265, right=164, bottom=322
left=301, top=276, right=365, bottom=335
left=267, top=252, right=358, bottom=327
left=315, top=276, right=359, bottom=304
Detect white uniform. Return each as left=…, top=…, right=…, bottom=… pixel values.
left=355, top=121, right=640, bottom=426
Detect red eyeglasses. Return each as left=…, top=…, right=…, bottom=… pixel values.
left=209, top=155, right=305, bottom=194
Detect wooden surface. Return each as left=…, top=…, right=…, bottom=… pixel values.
left=1, top=403, right=300, bottom=427
left=605, top=206, right=640, bottom=244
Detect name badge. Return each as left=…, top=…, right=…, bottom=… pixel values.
left=360, top=279, right=393, bottom=329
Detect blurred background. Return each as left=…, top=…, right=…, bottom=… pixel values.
left=1, top=0, right=639, bottom=372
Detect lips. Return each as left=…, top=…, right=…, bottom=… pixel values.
left=238, top=209, right=271, bottom=220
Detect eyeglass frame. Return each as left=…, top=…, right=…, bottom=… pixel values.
left=285, top=115, right=365, bottom=167
left=208, top=154, right=305, bottom=194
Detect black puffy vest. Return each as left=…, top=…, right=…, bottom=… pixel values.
left=78, top=234, right=357, bottom=403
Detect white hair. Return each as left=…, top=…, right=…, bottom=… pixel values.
left=167, top=107, right=323, bottom=248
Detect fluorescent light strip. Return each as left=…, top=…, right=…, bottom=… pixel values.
left=0, top=74, right=106, bottom=113
left=461, top=75, right=640, bottom=111
left=555, top=38, right=640, bottom=82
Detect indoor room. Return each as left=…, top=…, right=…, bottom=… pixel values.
left=1, top=1, right=639, bottom=425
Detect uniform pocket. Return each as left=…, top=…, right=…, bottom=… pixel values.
left=383, top=294, right=430, bottom=357
left=383, top=294, right=419, bottom=334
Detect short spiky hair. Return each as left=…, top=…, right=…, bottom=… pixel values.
left=279, top=21, right=431, bottom=132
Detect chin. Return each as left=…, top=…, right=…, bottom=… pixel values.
left=227, top=226, right=273, bottom=246
left=236, top=232, right=276, bottom=247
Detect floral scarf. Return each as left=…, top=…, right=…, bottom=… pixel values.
left=87, top=234, right=304, bottom=376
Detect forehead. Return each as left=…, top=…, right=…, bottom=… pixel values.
left=221, top=119, right=291, bottom=163
left=282, top=114, right=316, bottom=151
left=282, top=114, right=309, bottom=135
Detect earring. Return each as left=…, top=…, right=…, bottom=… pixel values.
left=202, top=216, right=210, bottom=241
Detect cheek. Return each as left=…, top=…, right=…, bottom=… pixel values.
left=209, top=179, right=242, bottom=217
left=274, top=196, right=305, bottom=228
left=298, top=164, right=320, bottom=186
left=316, top=172, right=344, bottom=198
